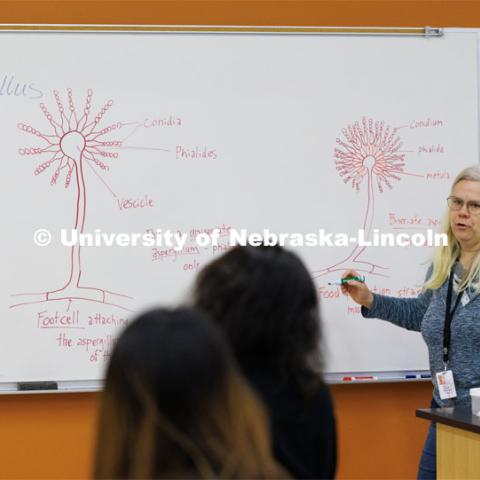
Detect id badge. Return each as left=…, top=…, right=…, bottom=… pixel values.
left=436, top=370, right=457, bottom=400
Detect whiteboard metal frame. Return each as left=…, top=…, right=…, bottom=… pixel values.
left=0, top=375, right=432, bottom=393
left=325, top=371, right=432, bottom=385
left=0, top=24, right=443, bottom=36
left=0, top=380, right=102, bottom=394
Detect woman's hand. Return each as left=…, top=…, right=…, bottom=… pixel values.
left=340, top=269, right=374, bottom=309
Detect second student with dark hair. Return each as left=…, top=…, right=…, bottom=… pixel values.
left=193, top=245, right=337, bottom=479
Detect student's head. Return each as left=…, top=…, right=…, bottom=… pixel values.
left=94, top=307, right=282, bottom=479
left=193, top=245, right=322, bottom=395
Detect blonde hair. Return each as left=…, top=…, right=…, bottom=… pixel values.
left=424, top=165, right=480, bottom=292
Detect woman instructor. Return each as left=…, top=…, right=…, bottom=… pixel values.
left=342, top=166, right=480, bottom=479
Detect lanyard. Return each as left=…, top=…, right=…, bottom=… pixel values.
left=443, top=265, right=464, bottom=368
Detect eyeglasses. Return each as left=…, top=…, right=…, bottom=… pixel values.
left=447, top=196, right=480, bottom=215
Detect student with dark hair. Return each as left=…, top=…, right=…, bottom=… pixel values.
left=94, top=307, right=284, bottom=479
left=193, top=245, right=337, bottom=479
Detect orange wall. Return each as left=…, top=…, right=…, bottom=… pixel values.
left=0, top=383, right=432, bottom=479
left=0, top=1, right=479, bottom=27
left=0, top=1, right=478, bottom=478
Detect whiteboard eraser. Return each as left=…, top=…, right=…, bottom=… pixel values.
left=17, top=381, right=58, bottom=391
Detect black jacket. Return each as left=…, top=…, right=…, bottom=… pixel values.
left=242, top=364, right=337, bottom=479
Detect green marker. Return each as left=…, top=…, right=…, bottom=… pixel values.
left=328, top=275, right=365, bottom=286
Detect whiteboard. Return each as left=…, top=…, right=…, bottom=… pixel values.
left=0, top=28, right=478, bottom=388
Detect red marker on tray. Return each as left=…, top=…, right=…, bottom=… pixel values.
left=343, top=376, right=378, bottom=381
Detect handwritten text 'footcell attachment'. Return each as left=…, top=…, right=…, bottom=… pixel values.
left=31, top=228, right=449, bottom=250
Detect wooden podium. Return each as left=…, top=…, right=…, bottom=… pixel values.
left=417, top=407, right=480, bottom=479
